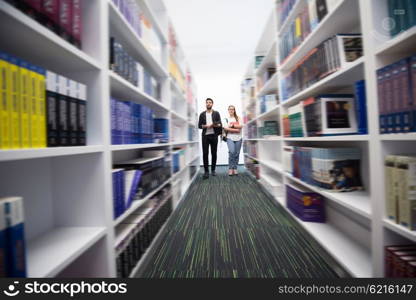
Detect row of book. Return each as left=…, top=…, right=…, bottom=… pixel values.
left=284, top=146, right=363, bottom=192
left=6, top=0, right=82, bottom=48
left=279, top=0, right=342, bottom=64
left=110, top=37, right=161, bottom=100
left=0, top=51, right=87, bottom=149
left=377, top=55, right=416, bottom=134
left=112, top=0, right=163, bottom=64
left=112, top=151, right=171, bottom=220
left=0, top=197, right=26, bottom=277
left=385, top=155, right=416, bottom=231
left=172, top=148, right=186, bottom=174
left=243, top=141, right=258, bottom=159
left=244, top=156, right=260, bottom=179
left=116, top=187, right=172, bottom=278
left=387, top=0, right=416, bottom=37
left=283, top=82, right=367, bottom=137
left=281, top=34, right=363, bottom=101
left=286, top=182, right=326, bottom=223
left=111, top=98, right=161, bottom=145
left=246, top=123, right=258, bottom=139
left=385, top=244, right=416, bottom=278
left=259, top=94, right=279, bottom=115
left=258, top=120, right=280, bottom=138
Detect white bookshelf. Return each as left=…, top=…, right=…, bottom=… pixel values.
left=0, top=0, right=199, bottom=278
left=242, top=0, right=415, bottom=277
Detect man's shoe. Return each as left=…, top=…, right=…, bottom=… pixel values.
left=211, top=171, right=216, bottom=176
left=203, top=172, right=209, bottom=179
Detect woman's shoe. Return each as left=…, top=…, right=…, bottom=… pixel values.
left=233, top=169, right=239, bottom=175
left=228, top=170, right=233, bottom=176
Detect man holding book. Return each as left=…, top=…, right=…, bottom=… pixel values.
left=198, top=98, right=222, bottom=179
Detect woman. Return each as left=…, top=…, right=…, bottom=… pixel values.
left=223, top=105, right=243, bottom=176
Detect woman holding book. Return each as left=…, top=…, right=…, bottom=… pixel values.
left=223, top=105, right=243, bottom=176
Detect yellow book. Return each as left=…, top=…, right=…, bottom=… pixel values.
left=8, top=56, right=21, bottom=149
left=295, top=17, right=302, bottom=38
left=36, top=67, right=46, bottom=148
left=0, top=52, right=10, bottom=149
left=18, top=60, right=31, bottom=149
left=385, top=155, right=398, bottom=222
left=28, top=64, right=39, bottom=148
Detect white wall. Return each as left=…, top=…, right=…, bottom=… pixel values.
left=164, top=0, right=274, bottom=165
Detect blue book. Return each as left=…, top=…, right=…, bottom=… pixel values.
left=118, top=170, right=125, bottom=216
left=111, top=98, right=117, bottom=145
left=1, top=197, right=27, bottom=277
left=112, top=170, right=119, bottom=218
left=354, top=80, right=368, bottom=134
left=126, top=169, right=142, bottom=209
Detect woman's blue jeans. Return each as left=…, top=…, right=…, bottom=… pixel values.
left=226, top=139, right=242, bottom=170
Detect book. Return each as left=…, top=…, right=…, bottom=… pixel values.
left=76, top=82, right=87, bottom=146
left=58, top=0, right=73, bottom=43
left=20, top=0, right=42, bottom=21
left=35, top=66, right=46, bottom=148
left=0, top=197, right=27, bottom=277
left=411, top=56, right=416, bottom=132
left=396, top=156, right=416, bottom=230
left=46, top=71, right=59, bottom=147
left=0, top=52, right=10, bottom=149
left=354, top=80, right=368, bottom=134
left=8, top=55, right=20, bottom=149
left=72, top=0, right=82, bottom=49
left=68, top=80, right=78, bottom=146
left=57, top=75, right=69, bottom=146
left=18, top=60, right=31, bottom=149
left=41, top=0, right=60, bottom=34
left=316, top=0, right=328, bottom=22
left=385, top=155, right=399, bottom=222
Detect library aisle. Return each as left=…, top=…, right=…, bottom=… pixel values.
left=137, top=167, right=348, bottom=278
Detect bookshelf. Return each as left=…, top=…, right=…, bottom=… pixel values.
left=0, top=0, right=199, bottom=278
left=242, top=0, right=416, bottom=277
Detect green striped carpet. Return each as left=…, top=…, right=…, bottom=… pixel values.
left=138, top=167, right=349, bottom=278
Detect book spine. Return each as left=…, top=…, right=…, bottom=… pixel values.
left=46, top=71, right=59, bottom=147
left=18, top=61, right=30, bottom=149
left=385, top=156, right=398, bottom=222
left=392, top=62, right=402, bottom=133
left=20, top=0, right=42, bottom=20
left=411, top=56, right=416, bottom=132
left=59, top=0, right=73, bottom=43
left=399, top=58, right=411, bottom=133
left=8, top=56, right=21, bottom=149
left=72, top=0, right=82, bottom=49
left=36, top=67, right=46, bottom=148
left=0, top=53, right=10, bottom=149
left=57, top=75, right=69, bottom=146
left=28, top=64, right=40, bottom=148
left=4, top=197, right=27, bottom=277
left=384, top=66, right=394, bottom=133
left=41, top=0, right=60, bottom=33
left=68, top=80, right=78, bottom=146
left=77, top=83, right=87, bottom=146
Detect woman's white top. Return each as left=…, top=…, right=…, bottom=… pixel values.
left=224, top=117, right=242, bottom=142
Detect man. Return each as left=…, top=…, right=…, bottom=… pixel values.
left=198, top=98, right=222, bottom=179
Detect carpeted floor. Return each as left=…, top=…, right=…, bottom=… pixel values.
left=137, top=167, right=349, bottom=278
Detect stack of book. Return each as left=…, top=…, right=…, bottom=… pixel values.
left=6, top=0, right=83, bottom=48
left=281, top=34, right=363, bottom=100
left=385, top=245, right=416, bottom=277
left=259, top=120, right=280, bottom=138
left=153, top=119, right=169, bottom=144
left=387, top=0, right=416, bottom=37
left=259, top=94, right=279, bottom=114
left=279, top=0, right=343, bottom=64
left=0, top=197, right=27, bottom=277
left=285, top=87, right=366, bottom=137
left=115, top=187, right=172, bottom=278
left=286, top=146, right=363, bottom=192
left=286, top=183, right=326, bottom=223
left=110, top=37, right=160, bottom=100
left=112, top=0, right=163, bottom=64
left=112, top=153, right=171, bottom=220
left=377, top=55, right=416, bottom=134
left=0, top=52, right=87, bottom=150
left=111, top=98, right=155, bottom=145
left=385, top=155, right=416, bottom=231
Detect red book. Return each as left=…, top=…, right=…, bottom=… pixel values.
left=21, top=0, right=42, bottom=20
left=406, top=261, right=416, bottom=278
left=41, top=0, right=59, bottom=33
left=392, top=250, right=416, bottom=277
left=59, top=0, right=73, bottom=43
left=396, top=256, right=416, bottom=278
left=385, top=245, right=416, bottom=277
left=72, top=0, right=82, bottom=48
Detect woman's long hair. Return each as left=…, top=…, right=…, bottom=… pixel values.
left=228, top=105, right=239, bottom=122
